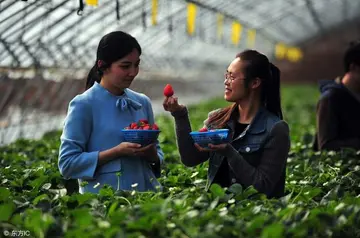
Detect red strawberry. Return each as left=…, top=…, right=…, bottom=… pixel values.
left=130, top=123, right=137, bottom=129
left=199, top=127, right=208, bottom=132
left=152, top=123, right=159, bottom=130
left=163, top=84, right=174, bottom=97
left=139, top=119, right=149, bottom=124
left=143, top=125, right=151, bottom=130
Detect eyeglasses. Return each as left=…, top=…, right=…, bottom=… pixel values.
left=224, top=72, right=235, bottom=81
left=224, top=72, right=245, bottom=81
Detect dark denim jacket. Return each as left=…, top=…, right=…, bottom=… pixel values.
left=172, top=106, right=290, bottom=198
left=205, top=107, right=289, bottom=198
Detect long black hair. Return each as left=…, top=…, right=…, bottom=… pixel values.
left=207, top=50, right=283, bottom=128
left=85, top=31, right=142, bottom=90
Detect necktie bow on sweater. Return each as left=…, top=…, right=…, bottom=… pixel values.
left=116, top=97, right=142, bottom=111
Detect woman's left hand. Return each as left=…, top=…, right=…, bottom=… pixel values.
left=194, top=143, right=229, bottom=152
left=139, top=143, right=159, bottom=162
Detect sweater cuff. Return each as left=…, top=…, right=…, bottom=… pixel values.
left=82, top=151, right=100, bottom=180
left=170, top=107, right=188, bottom=118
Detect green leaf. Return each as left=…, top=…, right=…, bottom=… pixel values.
left=33, top=194, right=50, bottom=206
left=0, top=202, right=15, bottom=221
left=209, top=184, right=225, bottom=197
left=243, top=186, right=260, bottom=198
left=304, top=187, right=322, bottom=200
left=107, top=201, right=119, bottom=217
left=261, top=223, right=284, bottom=238
left=247, top=215, right=269, bottom=234
left=228, top=183, right=243, bottom=195
left=75, top=193, right=94, bottom=206
left=0, top=187, right=11, bottom=202
left=71, top=209, right=94, bottom=227
left=99, top=186, right=115, bottom=197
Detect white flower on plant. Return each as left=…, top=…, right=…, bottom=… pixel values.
left=167, top=223, right=176, bottom=228
left=299, top=180, right=309, bottom=185
left=191, top=172, right=199, bottom=178
left=228, top=199, right=235, bottom=204
left=98, top=221, right=110, bottom=228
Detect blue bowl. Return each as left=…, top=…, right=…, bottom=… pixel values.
left=122, top=129, right=161, bottom=146
left=189, top=129, right=230, bottom=147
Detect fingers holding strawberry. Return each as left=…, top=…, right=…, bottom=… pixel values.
left=163, top=95, right=185, bottom=113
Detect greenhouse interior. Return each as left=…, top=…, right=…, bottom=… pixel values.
left=1, top=0, right=360, bottom=237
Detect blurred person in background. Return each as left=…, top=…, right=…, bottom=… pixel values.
left=58, top=31, right=164, bottom=194
left=163, top=50, right=290, bottom=199
left=314, top=41, right=360, bottom=151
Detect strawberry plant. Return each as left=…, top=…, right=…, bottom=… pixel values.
left=1, top=84, right=360, bottom=238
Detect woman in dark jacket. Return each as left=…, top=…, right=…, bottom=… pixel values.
left=163, top=50, right=290, bottom=198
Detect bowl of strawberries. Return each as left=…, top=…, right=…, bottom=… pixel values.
left=122, top=119, right=160, bottom=146
left=189, top=127, right=230, bottom=148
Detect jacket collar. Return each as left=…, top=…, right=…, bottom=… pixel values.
left=226, top=106, right=267, bottom=140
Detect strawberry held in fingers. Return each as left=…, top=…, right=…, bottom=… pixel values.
left=163, top=84, right=174, bottom=97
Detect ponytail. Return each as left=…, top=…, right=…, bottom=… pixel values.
left=85, top=63, right=101, bottom=90
left=264, top=63, right=283, bottom=119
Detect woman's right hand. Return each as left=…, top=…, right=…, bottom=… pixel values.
left=114, top=142, right=159, bottom=158
left=98, top=142, right=154, bottom=167
left=163, top=96, right=185, bottom=113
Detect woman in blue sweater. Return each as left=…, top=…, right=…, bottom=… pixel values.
left=58, top=31, right=164, bottom=194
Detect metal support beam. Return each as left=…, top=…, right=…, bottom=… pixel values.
left=254, top=3, right=312, bottom=40
left=342, top=0, right=349, bottom=23
left=0, top=0, right=19, bottom=14
left=54, top=0, right=140, bottom=47
left=2, top=0, right=70, bottom=39
left=20, top=41, right=40, bottom=68
left=304, top=0, right=324, bottom=32
left=54, top=43, right=75, bottom=68
left=24, top=9, right=75, bottom=44
left=0, top=1, right=38, bottom=25
left=36, top=40, right=58, bottom=67
left=0, top=0, right=112, bottom=68
left=57, top=1, right=146, bottom=55
left=0, top=39, right=20, bottom=66
left=0, top=3, right=39, bottom=37
left=185, top=0, right=279, bottom=44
